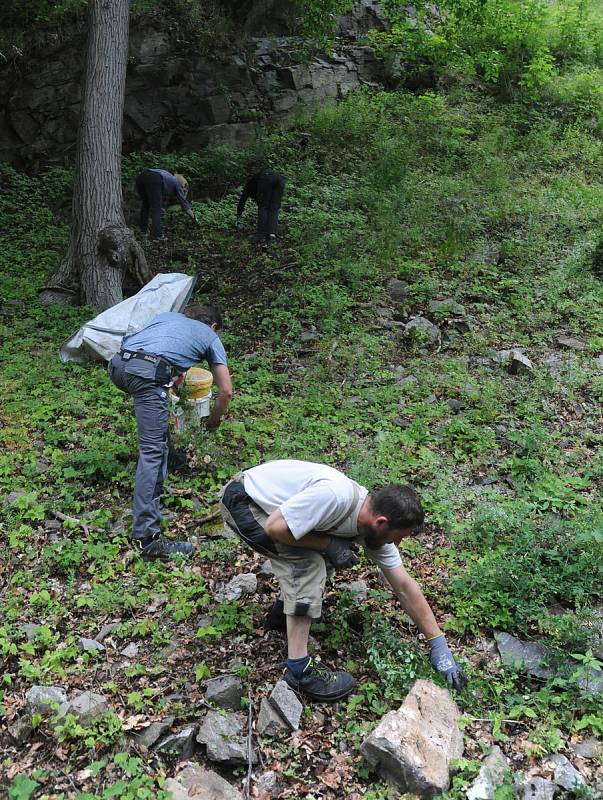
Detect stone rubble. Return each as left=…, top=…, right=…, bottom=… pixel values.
left=25, top=685, right=68, bottom=716
left=204, top=675, right=243, bottom=710
left=216, top=573, right=258, bottom=602
left=57, top=691, right=109, bottom=724
left=493, top=349, right=533, bottom=374
left=466, top=746, right=508, bottom=800
left=403, top=316, right=442, bottom=346
left=266, top=680, right=303, bottom=731
left=154, top=726, right=197, bottom=760
left=133, top=715, right=175, bottom=749
left=546, top=753, right=586, bottom=790
left=514, top=776, right=556, bottom=800
left=257, top=698, right=290, bottom=736
left=197, top=710, right=258, bottom=765
left=338, top=579, right=369, bottom=601
left=164, top=763, right=243, bottom=800
left=79, top=637, right=106, bottom=653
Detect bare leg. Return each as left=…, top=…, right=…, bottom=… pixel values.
left=286, top=615, right=312, bottom=659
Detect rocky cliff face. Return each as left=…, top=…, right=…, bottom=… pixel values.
left=0, top=1, right=388, bottom=169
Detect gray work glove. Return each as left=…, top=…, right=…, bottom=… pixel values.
left=234, top=216, right=243, bottom=231
left=429, top=634, right=467, bottom=690
left=325, top=537, right=359, bottom=570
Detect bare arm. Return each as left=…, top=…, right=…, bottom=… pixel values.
left=264, top=509, right=330, bottom=552
left=206, top=363, right=233, bottom=430
left=381, top=564, right=442, bottom=639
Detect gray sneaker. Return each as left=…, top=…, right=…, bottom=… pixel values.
left=138, top=536, right=195, bottom=561
left=284, top=658, right=356, bottom=702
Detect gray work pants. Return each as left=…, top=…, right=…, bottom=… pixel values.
left=108, top=354, right=169, bottom=542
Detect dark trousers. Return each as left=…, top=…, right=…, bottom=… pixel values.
left=136, top=170, right=164, bottom=238
left=256, top=171, right=285, bottom=237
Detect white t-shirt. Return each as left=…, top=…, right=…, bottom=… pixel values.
left=243, top=460, right=402, bottom=571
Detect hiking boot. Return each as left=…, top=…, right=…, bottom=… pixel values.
left=138, top=536, right=195, bottom=561
left=284, top=658, right=356, bottom=702
left=266, top=599, right=287, bottom=633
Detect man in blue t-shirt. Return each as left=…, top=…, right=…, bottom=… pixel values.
left=135, top=169, right=197, bottom=241
left=108, top=305, right=233, bottom=560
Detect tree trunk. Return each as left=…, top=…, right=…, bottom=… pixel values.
left=39, top=0, right=151, bottom=311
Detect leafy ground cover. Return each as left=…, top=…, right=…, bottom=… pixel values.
left=1, top=86, right=603, bottom=798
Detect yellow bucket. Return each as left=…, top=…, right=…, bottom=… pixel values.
left=184, top=367, right=213, bottom=399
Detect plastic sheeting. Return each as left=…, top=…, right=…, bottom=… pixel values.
left=59, top=272, right=196, bottom=364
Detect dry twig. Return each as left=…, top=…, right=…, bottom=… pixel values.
left=51, top=510, right=103, bottom=535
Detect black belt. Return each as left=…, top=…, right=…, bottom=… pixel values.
left=119, top=349, right=181, bottom=380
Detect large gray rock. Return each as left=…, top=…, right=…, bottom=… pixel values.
left=403, top=316, right=441, bottom=346
left=547, top=754, right=586, bottom=790
left=58, top=691, right=108, bottom=723
left=134, top=715, right=175, bottom=748
left=257, top=681, right=303, bottom=736
left=204, top=675, right=243, bottom=710
left=164, top=763, right=243, bottom=800
left=514, top=776, right=555, bottom=800
left=466, top=746, right=508, bottom=800
left=197, top=711, right=258, bottom=765
left=360, top=679, right=463, bottom=797
left=25, top=685, right=68, bottom=715
left=154, top=726, right=197, bottom=760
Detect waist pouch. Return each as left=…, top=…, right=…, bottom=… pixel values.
left=120, top=349, right=180, bottom=385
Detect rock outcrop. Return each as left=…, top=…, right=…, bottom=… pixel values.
left=0, top=2, right=387, bottom=168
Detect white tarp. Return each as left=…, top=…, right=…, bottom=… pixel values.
left=59, top=272, right=196, bottom=364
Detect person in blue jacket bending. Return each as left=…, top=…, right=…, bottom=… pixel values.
left=136, top=169, right=197, bottom=241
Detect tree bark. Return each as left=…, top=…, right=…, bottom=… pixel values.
left=39, top=0, right=151, bottom=311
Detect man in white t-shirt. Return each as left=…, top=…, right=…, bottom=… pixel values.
left=219, top=460, right=466, bottom=702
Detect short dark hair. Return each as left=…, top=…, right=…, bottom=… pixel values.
left=185, top=305, right=223, bottom=330
left=369, top=485, right=424, bottom=531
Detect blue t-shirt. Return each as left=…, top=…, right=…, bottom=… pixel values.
left=122, top=312, right=227, bottom=371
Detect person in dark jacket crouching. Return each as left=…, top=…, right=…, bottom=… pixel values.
left=235, top=168, right=285, bottom=241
